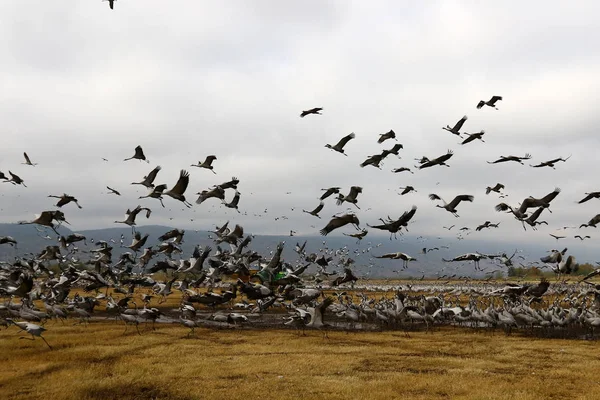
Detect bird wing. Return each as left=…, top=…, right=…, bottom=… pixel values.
left=146, top=166, right=161, bottom=183
left=23, top=152, right=32, bottom=164
left=448, top=195, right=474, bottom=209
left=312, top=201, right=324, bottom=214
left=452, top=116, right=467, bottom=131
left=433, top=150, right=453, bottom=164
left=540, top=187, right=561, bottom=204
left=335, top=133, right=356, bottom=148
left=490, top=95, right=502, bottom=103
left=428, top=193, right=442, bottom=201
left=134, top=145, right=145, bottom=158
left=170, top=170, right=190, bottom=195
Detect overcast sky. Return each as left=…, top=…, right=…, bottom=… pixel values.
left=1, top=1, right=600, bottom=255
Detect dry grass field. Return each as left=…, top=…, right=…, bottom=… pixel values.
left=1, top=321, right=600, bottom=400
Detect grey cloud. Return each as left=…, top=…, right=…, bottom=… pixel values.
left=1, top=1, right=599, bottom=260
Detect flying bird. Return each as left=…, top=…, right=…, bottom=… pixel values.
left=487, top=154, right=532, bottom=165
left=5, top=171, right=26, bottom=187
left=124, top=145, right=149, bottom=163
left=164, top=170, right=193, bottom=207
left=530, top=155, right=571, bottom=169
left=106, top=186, right=121, bottom=196
left=575, top=235, right=591, bottom=241
left=486, top=183, right=505, bottom=195
left=336, top=186, right=363, bottom=209
left=378, top=130, right=396, bottom=144
left=191, top=156, right=218, bottom=174
left=48, top=194, right=83, bottom=209
left=103, top=0, right=116, bottom=10
left=22, top=152, right=38, bottom=166
left=578, top=192, right=600, bottom=204
left=139, top=184, right=167, bottom=207
left=374, top=252, right=417, bottom=269
left=429, top=194, right=474, bottom=217
left=477, top=95, right=502, bottom=110
left=460, top=131, right=485, bottom=145
left=300, top=107, right=323, bottom=117
left=392, top=167, right=413, bottom=174
left=320, top=214, right=360, bottom=236
left=303, top=201, right=324, bottom=219
left=223, top=190, right=241, bottom=212
left=398, top=186, right=416, bottom=195
left=549, top=234, right=566, bottom=241
left=580, top=214, right=600, bottom=228
left=417, top=150, right=453, bottom=169
left=325, top=133, right=355, bottom=156
left=115, top=205, right=152, bottom=233
left=131, top=166, right=161, bottom=189
left=320, top=187, right=341, bottom=200
left=442, top=115, right=467, bottom=137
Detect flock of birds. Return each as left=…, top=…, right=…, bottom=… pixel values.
left=4, top=94, right=600, bottom=350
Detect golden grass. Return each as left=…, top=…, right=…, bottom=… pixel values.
left=1, top=322, right=600, bottom=400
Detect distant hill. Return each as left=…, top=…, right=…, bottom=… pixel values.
left=0, top=223, right=593, bottom=278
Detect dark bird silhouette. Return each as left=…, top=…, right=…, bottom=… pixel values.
left=191, top=156, right=217, bottom=174
left=392, top=167, right=413, bottom=174
left=487, top=154, right=531, bottom=165
left=460, top=131, right=485, bottom=145
left=360, top=153, right=385, bottom=169
left=139, top=184, right=167, bottom=207
left=196, top=185, right=225, bottom=205
left=131, top=166, right=161, bottom=189
left=442, top=115, right=467, bottom=136
left=325, top=133, right=355, bottom=156
left=103, top=0, right=116, bottom=10
left=336, top=186, right=362, bottom=209
left=398, top=186, right=416, bottom=195
left=486, top=183, right=505, bottom=195
left=5, top=171, right=26, bottom=187
left=124, top=145, right=149, bottom=163
left=530, top=155, right=571, bottom=169
left=418, top=150, right=453, bottom=169
left=300, top=107, right=323, bottom=117
left=580, top=214, right=600, bottom=228
left=367, top=206, right=417, bottom=239
left=331, top=268, right=358, bottom=287
left=343, top=229, right=368, bottom=243
left=22, top=152, right=38, bottom=166
left=378, top=130, right=396, bottom=144
left=578, top=192, right=600, bottom=204
left=575, top=235, right=591, bottom=240
left=107, top=186, right=121, bottom=196
left=381, top=144, right=404, bottom=158
left=429, top=194, right=474, bottom=217
left=320, top=214, right=360, bottom=236
left=477, top=95, right=502, bottom=109
left=223, top=190, right=241, bottom=212
left=320, top=187, right=341, bottom=201
left=549, top=234, right=566, bottom=240
left=164, top=170, right=193, bottom=207
left=18, top=211, right=68, bottom=234
left=48, top=194, right=82, bottom=209
left=115, top=206, right=152, bottom=233
left=523, top=207, right=548, bottom=231
left=303, top=201, right=324, bottom=218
